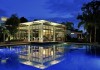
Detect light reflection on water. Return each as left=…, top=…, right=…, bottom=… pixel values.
left=6, top=44, right=65, bottom=69
left=19, top=44, right=64, bottom=69
left=1, top=43, right=100, bottom=70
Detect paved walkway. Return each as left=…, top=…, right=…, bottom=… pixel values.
left=0, top=41, right=30, bottom=46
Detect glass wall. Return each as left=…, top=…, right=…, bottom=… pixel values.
left=55, top=26, right=65, bottom=41
left=43, top=25, right=53, bottom=41
left=16, top=25, right=28, bottom=41
left=30, top=25, right=40, bottom=42
left=17, top=21, right=66, bottom=42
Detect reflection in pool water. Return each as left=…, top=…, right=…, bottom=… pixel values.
left=0, top=43, right=100, bottom=70
left=17, top=44, right=65, bottom=69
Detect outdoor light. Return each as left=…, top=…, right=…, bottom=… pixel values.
left=43, top=30, right=46, bottom=32
left=1, top=59, right=8, bottom=64
left=63, top=43, right=67, bottom=44
left=1, top=17, right=7, bottom=21
left=71, top=33, right=75, bottom=34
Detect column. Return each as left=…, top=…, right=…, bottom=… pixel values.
left=27, top=45, right=32, bottom=64
left=53, top=45, right=56, bottom=59
left=28, top=45, right=31, bottom=61
left=39, top=47, right=43, bottom=64
left=39, top=24, right=43, bottom=42
left=53, top=26, right=55, bottom=42
left=28, top=25, right=30, bottom=42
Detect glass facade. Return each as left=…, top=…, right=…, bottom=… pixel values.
left=16, top=20, right=66, bottom=42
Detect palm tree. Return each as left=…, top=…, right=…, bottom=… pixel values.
left=0, top=26, right=9, bottom=42
left=77, top=0, right=100, bottom=43
left=2, top=28, right=9, bottom=42
left=92, top=1, right=100, bottom=42
left=77, top=14, right=93, bottom=43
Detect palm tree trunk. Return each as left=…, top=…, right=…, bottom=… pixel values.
left=94, top=26, right=96, bottom=43
left=90, top=30, right=92, bottom=43
left=3, top=33, right=5, bottom=42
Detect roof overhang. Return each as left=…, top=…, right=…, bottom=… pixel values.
left=20, top=20, right=65, bottom=27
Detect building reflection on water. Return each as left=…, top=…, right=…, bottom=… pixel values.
left=14, top=44, right=65, bottom=69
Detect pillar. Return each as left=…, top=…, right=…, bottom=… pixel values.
left=39, top=23, right=43, bottom=42
left=39, top=47, right=43, bottom=64
left=53, top=26, right=55, bottom=42
left=28, top=45, right=31, bottom=61
left=53, top=45, right=56, bottom=59
left=28, top=25, right=30, bottom=42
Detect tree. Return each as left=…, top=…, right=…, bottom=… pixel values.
left=62, top=22, right=74, bottom=30
left=77, top=0, right=100, bottom=43
left=77, top=14, right=93, bottom=43
left=0, top=26, right=9, bottom=42
left=0, top=26, right=4, bottom=42
left=5, top=14, right=20, bottom=40
left=83, top=0, right=100, bottom=42
left=61, top=22, right=74, bottom=41
left=20, top=17, right=28, bottom=23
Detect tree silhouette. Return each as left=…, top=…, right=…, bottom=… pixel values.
left=20, top=17, right=28, bottom=23
left=62, top=22, right=74, bottom=30
left=77, top=0, right=100, bottom=42
left=0, top=26, right=9, bottom=42
left=5, top=14, right=20, bottom=40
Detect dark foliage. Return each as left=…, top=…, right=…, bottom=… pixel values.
left=5, top=14, right=20, bottom=36
left=20, top=17, right=28, bottom=23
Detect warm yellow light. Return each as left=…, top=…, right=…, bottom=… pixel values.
left=51, top=51, right=53, bottom=55
left=34, top=20, right=47, bottom=23
left=21, top=22, right=33, bottom=25
left=43, top=30, right=46, bottom=32
left=20, top=20, right=65, bottom=27
left=22, top=61, right=32, bottom=65
left=50, top=60, right=59, bottom=65
left=34, top=64, right=46, bottom=69
left=71, top=33, right=74, bottom=34
left=43, top=50, right=45, bottom=55
left=1, top=17, right=7, bottom=21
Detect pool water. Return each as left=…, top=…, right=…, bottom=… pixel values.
left=0, top=43, right=100, bottom=70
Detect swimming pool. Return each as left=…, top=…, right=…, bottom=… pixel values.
left=0, top=43, right=100, bottom=70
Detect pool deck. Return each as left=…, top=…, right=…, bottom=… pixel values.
left=0, top=41, right=63, bottom=46
left=0, top=42, right=29, bottom=46
left=67, top=42, right=100, bottom=47
left=0, top=41, right=100, bottom=47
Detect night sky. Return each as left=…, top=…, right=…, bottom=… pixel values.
left=0, top=0, right=92, bottom=30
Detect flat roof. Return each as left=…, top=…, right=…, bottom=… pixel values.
left=20, top=20, right=65, bottom=27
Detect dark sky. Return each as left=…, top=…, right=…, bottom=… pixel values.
left=0, top=0, right=92, bottom=30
